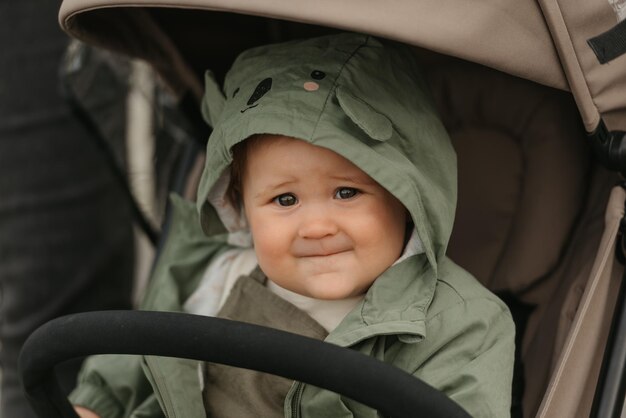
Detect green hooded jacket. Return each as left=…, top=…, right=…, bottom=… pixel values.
left=69, top=33, right=515, bottom=418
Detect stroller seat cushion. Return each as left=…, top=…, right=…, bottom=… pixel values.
left=425, top=57, right=589, bottom=293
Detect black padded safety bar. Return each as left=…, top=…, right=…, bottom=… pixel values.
left=588, top=18, right=626, bottom=64
left=18, top=311, right=471, bottom=418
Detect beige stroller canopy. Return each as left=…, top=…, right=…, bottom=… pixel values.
left=59, top=0, right=626, bottom=134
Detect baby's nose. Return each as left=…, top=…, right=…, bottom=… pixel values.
left=297, top=211, right=339, bottom=239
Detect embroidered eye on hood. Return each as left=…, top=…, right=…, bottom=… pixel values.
left=241, top=77, right=272, bottom=113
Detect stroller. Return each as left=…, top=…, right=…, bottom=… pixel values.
left=18, top=1, right=626, bottom=417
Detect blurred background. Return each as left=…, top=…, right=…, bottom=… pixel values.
left=0, top=3, right=198, bottom=416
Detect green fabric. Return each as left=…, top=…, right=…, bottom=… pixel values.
left=196, top=33, right=456, bottom=273
left=69, top=33, right=515, bottom=418
left=70, top=195, right=229, bottom=418
left=287, top=258, right=514, bottom=418
left=204, top=272, right=327, bottom=418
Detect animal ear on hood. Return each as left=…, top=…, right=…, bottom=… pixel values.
left=201, top=70, right=226, bottom=127
left=336, top=85, right=393, bottom=141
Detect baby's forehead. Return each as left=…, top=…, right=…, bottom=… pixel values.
left=242, top=134, right=377, bottom=185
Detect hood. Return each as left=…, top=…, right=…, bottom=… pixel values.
left=196, top=33, right=456, bottom=274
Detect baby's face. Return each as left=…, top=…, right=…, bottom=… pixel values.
left=242, top=134, right=407, bottom=300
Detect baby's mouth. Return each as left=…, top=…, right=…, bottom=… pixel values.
left=301, top=249, right=350, bottom=258
left=292, top=236, right=353, bottom=258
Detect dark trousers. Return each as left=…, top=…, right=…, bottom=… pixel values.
left=0, top=2, right=134, bottom=417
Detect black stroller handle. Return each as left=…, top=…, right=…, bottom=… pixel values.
left=19, top=310, right=471, bottom=418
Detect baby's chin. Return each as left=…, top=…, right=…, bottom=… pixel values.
left=285, top=272, right=373, bottom=300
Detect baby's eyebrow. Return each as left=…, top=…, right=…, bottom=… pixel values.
left=254, top=180, right=296, bottom=199
left=330, top=174, right=375, bottom=185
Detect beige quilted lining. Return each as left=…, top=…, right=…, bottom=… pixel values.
left=424, top=57, right=620, bottom=417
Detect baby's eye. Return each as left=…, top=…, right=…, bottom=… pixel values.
left=334, top=187, right=359, bottom=200
left=274, top=193, right=298, bottom=207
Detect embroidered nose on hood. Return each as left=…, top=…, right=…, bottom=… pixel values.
left=196, top=33, right=456, bottom=274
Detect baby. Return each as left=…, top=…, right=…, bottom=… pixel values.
left=72, top=33, right=515, bottom=418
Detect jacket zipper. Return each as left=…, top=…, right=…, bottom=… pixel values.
left=290, top=382, right=304, bottom=418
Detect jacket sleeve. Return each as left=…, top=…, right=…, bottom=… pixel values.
left=68, top=355, right=158, bottom=418
left=69, top=355, right=167, bottom=418
left=68, top=195, right=231, bottom=417
left=413, top=296, right=516, bottom=418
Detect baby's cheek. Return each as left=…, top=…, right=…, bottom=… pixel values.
left=253, top=232, right=288, bottom=264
